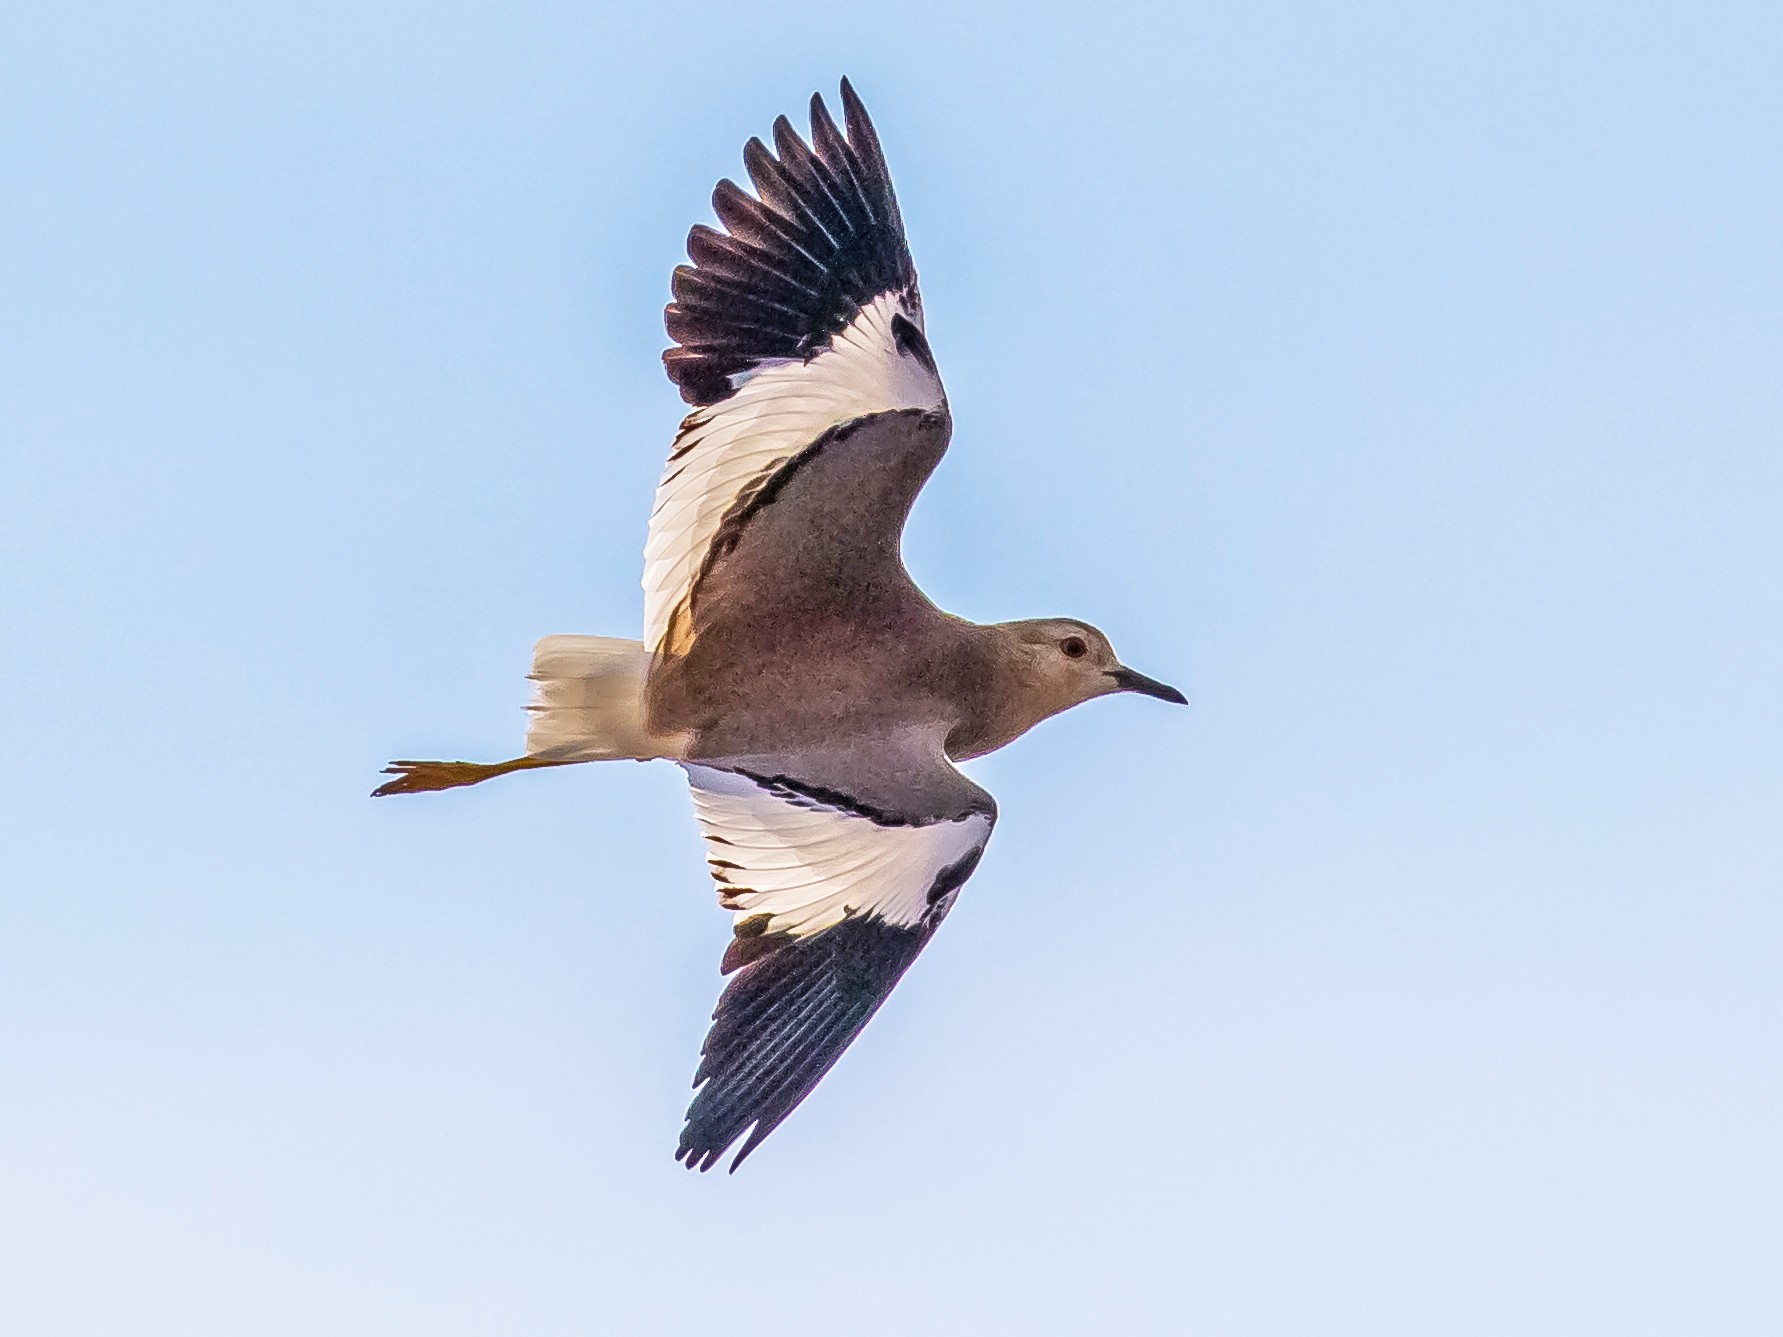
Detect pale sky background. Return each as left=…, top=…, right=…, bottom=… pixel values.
left=3, top=2, right=1781, bottom=1333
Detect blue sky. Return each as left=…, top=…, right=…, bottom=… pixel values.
left=4, top=2, right=1780, bottom=1332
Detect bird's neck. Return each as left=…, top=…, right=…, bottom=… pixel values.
left=945, top=625, right=1066, bottom=761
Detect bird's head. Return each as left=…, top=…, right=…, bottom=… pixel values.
left=998, top=618, right=1187, bottom=721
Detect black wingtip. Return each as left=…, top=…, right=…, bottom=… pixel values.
left=672, top=915, right=939, bottom=1174
left=837, top=78, right=878, bottom=160
left=673, top=1143, right=719, bottom=1173
left=664, top=79, right=917, bottom=406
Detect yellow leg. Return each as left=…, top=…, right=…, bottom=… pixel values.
left=371, top=755, right=571, bottom=797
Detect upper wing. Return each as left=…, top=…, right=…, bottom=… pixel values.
left=676, top=757, right=995, bottom=1172
left=644, top=79, right=947, bottom=655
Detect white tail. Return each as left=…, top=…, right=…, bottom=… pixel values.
left=525, top=634, right=663, bottom=761
left=374, top=633, right=676, bottom=797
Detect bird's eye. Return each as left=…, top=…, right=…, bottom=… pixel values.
left=1060, top=636, right=1088, bottom=659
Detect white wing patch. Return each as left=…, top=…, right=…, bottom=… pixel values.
left=642, top=293, right=944, bottom=652
left=683, top=764, right=990, bottom=940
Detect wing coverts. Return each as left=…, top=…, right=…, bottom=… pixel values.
left=644, top=82, right=945, bottom=653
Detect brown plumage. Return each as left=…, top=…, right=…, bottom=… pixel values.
left=375, top=80, right=1183, bottom=1171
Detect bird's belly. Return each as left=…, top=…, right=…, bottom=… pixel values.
left=648, top=624, right=961, bottom=760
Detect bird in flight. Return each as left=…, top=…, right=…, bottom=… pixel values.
left=376, top=79, right=1186, bottom=1172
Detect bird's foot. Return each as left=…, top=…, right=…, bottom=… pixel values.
left=372, top=757, right=545, bottom=797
